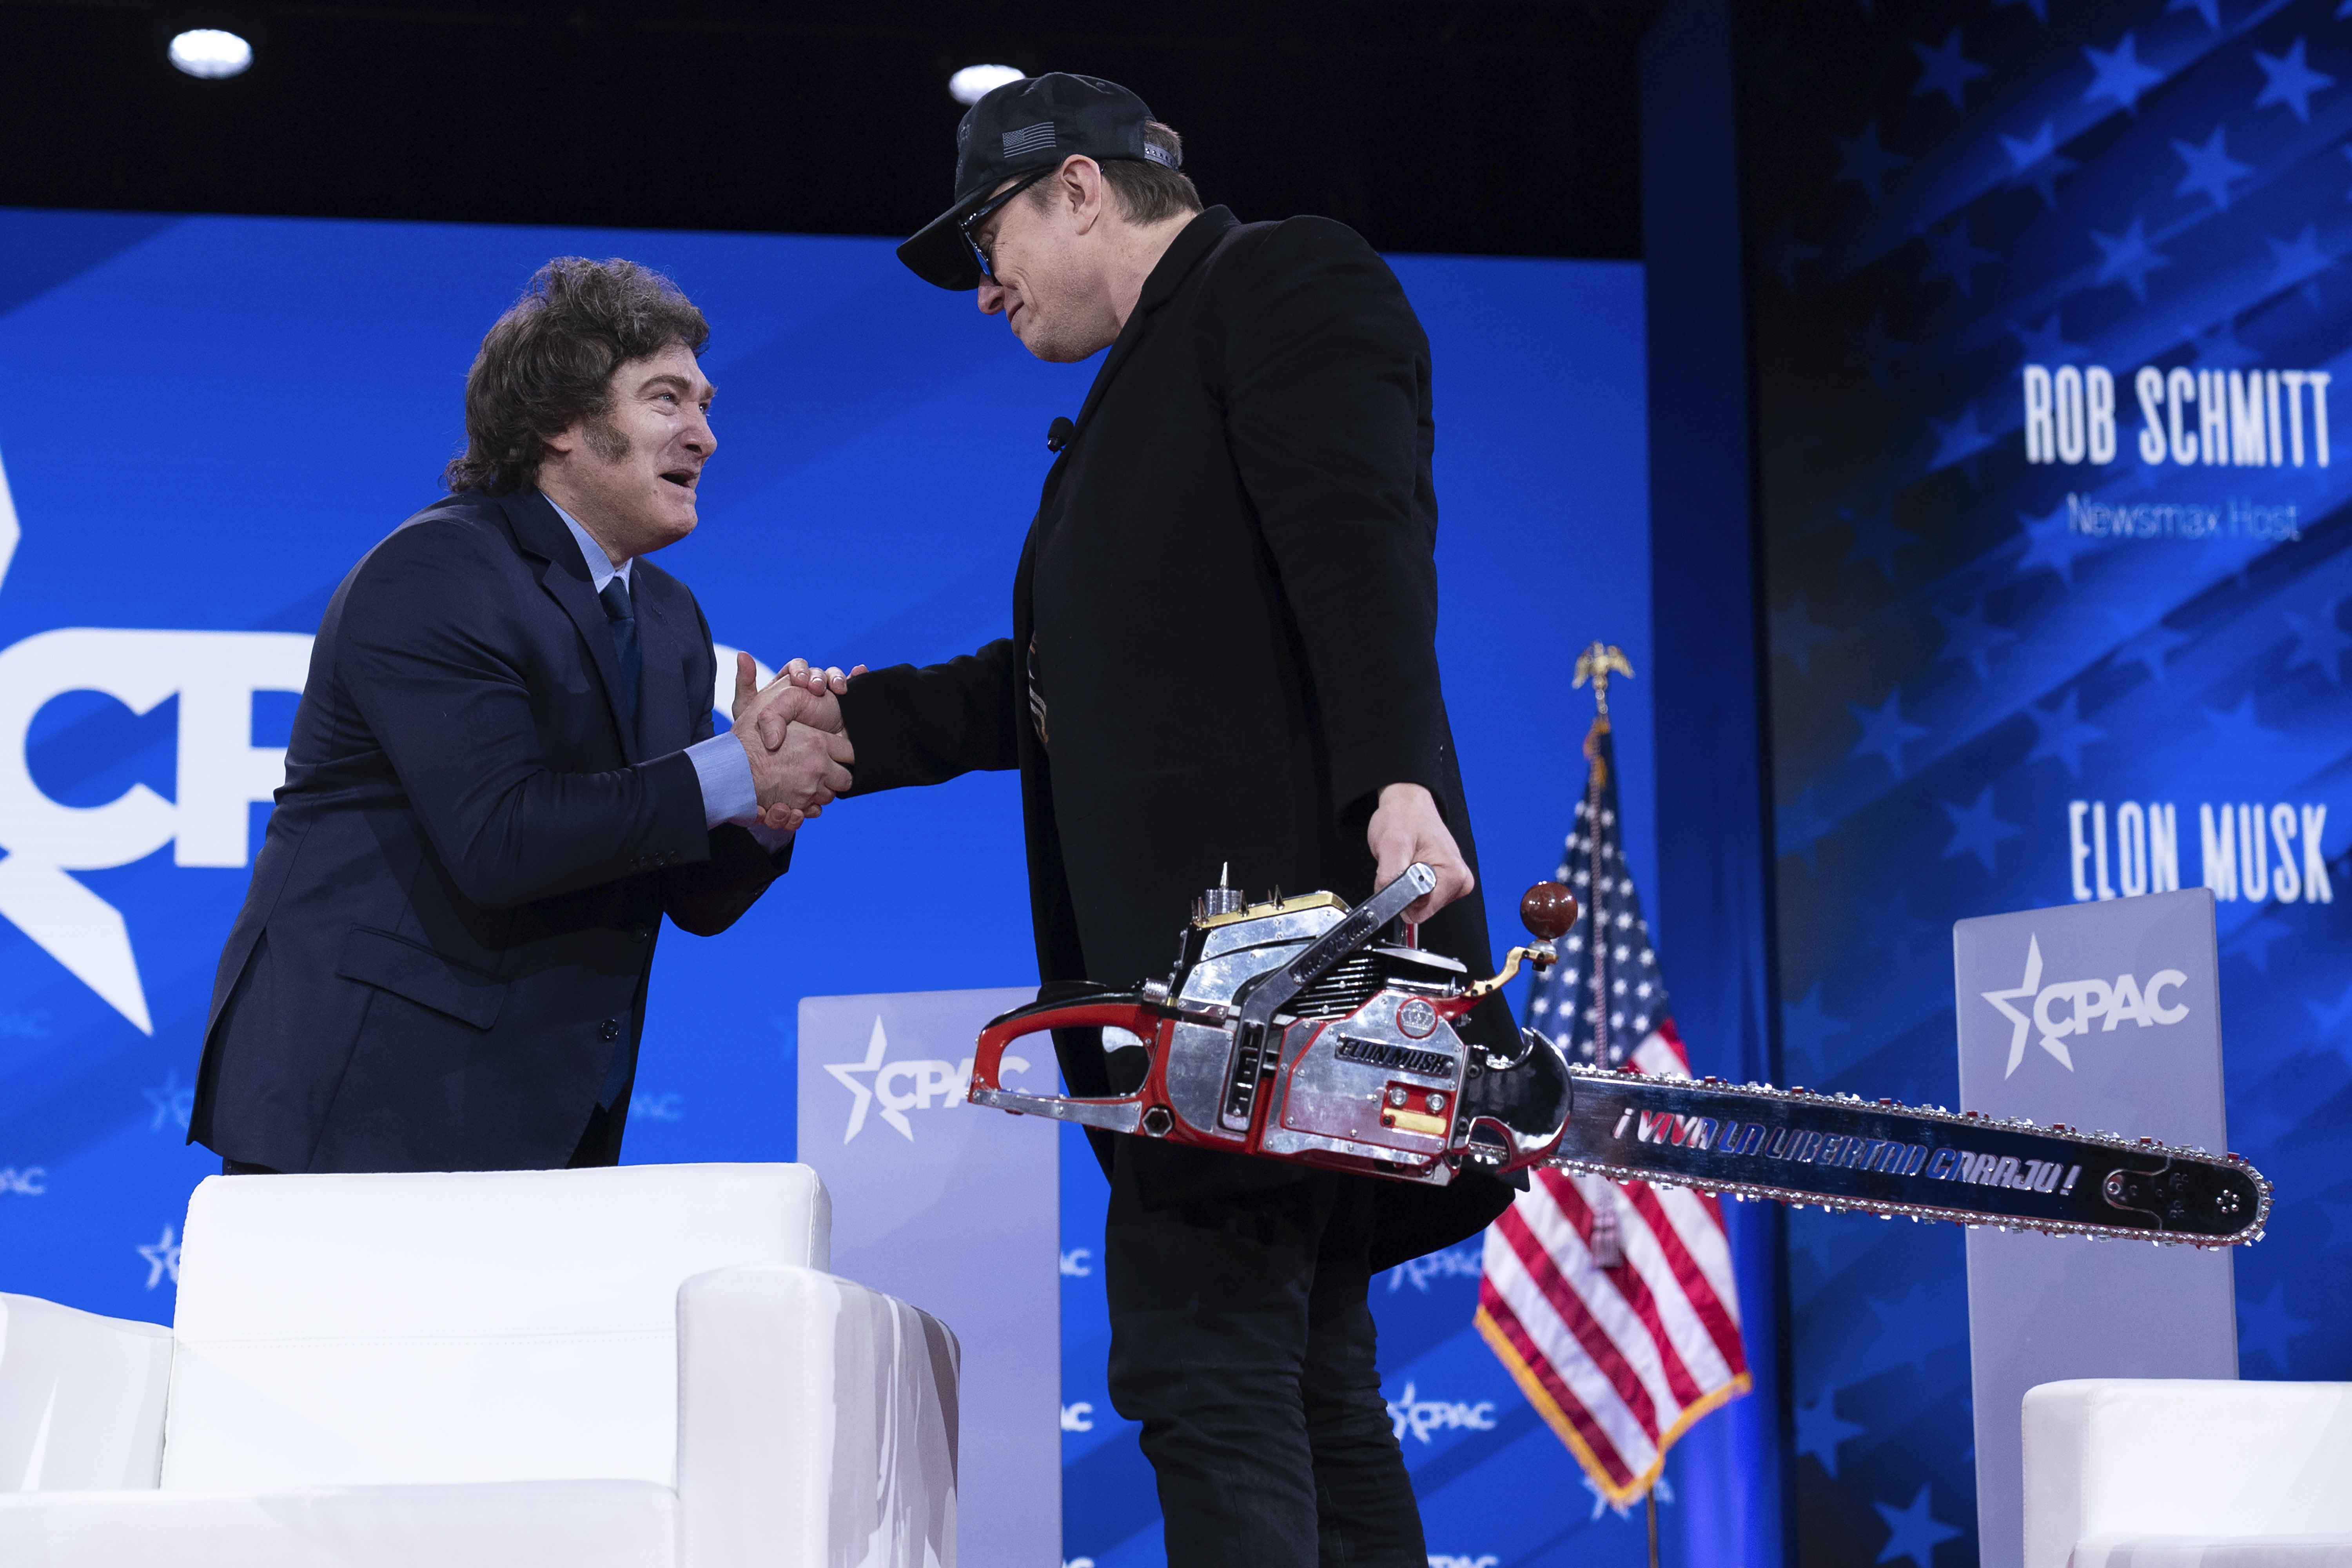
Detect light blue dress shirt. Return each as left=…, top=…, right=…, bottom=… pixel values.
left=546, top=495, right=768, bottom=834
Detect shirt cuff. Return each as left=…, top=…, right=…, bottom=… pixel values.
left=686, top=731, right=760, bottom=830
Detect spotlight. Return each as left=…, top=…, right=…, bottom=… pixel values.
left=948, top=64, right=1022, bottom=105
left=169, top=29, right=252, bottom=79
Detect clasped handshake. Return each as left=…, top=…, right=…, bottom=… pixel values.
left=728, top=653, right=865, bottom=833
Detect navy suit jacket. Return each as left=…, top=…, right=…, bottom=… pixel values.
left=190, top=486, right=784, bottom=1173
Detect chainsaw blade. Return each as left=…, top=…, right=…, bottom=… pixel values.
left=1541, top=1065, right=2270, bottom=1247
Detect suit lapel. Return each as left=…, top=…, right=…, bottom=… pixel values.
left=1070, top=206, right=1236, bottom=436
left=497, top=488, right=641, bottom=763
left=630, top=569, right=698, bottom=759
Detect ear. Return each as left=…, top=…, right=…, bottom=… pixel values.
left=543, top=422, right=583, bottom=458
left=1063, top=155, right=1109, bottom=235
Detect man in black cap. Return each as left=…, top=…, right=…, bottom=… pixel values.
left=811, top=72, right=1516, bottom=1564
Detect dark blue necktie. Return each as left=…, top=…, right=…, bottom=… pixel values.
left=599, top=576, right=640, bottom=731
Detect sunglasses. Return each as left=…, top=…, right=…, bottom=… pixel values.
left=958, top=168, right=1054, bottom=283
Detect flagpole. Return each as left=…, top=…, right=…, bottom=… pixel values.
left=1645, top=1484, right=1659, bottom=1568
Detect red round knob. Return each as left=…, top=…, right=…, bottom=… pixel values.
left=1519, top=882, right=1579, bottom=941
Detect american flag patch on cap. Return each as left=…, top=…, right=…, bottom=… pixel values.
left=1001, top=122, right=1058, bottom=159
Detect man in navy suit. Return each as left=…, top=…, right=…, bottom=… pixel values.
left=190, top=257, right=850, bottom=1174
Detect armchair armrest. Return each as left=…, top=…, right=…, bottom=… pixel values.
left=0, top=1294, right=174, bottom=1491
left=2025, top=1379, right=2352, bottom=1568
left=676, top=1265, right=959, bottom=1568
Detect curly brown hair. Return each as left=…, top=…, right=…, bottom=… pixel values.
left=444, top=257, right=710, bottom=495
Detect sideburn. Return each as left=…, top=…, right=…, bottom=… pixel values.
left=583, top=414, right=631, bottom=464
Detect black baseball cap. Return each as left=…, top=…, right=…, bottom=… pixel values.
left=898, top=72, right=1174, bottom=290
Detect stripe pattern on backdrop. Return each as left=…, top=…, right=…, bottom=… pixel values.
left=1475, top=715, right=1751, bottom=1506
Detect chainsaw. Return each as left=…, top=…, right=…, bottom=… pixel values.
left=967, top=865, right=2272, bottom=1247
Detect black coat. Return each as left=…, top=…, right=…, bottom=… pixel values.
left=190, top=486, right=784, bottom=1174
left=839, top=207, right=1514, bottom=1267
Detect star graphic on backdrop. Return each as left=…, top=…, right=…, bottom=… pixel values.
left=1761, top=212, right=1824, bottom=290
left=2283, top=596, right=2350, bottom=684
left=1777, top=789, right=1841, bottom=871
left=1782, top=984, right=1850, bottom=1062
left=1851, top=690, right=1931, bottom=778
left=2167, top=0, right=2222, bottom=29
left=138, top=1225, right=181, bottom=1290
left=2025, top=689, right=2107, bottom=778
left=2108, top=610, right=2189, bottom=683
left=2229, top=911, right=2291, bottom=975
left=2239, top=1281, right=2314, bottom=1371
left=1918, top=213, right=1998, bottom=298
left=1868, top=1285, right=1943, bottom=1374
left=1844, top=506, right=1919, bottom=578
left=2267, top=224, right=2330, bottom=291
left=1874, top=1485, right=1966, bottom=1568
left=2172, top=125, right=2255, bottom=210
left=1770, top=594, right=1835, bottom=675
left=2083, top=33, right=2167, bottom=116
left=1927, top=405, right=1995, bottom=473
left=1856, top=886, right=1933, bottom=972
left=1994, top=0, right=2048, bottom=23
left=2254, top=38, right=2334, bottom=123
left=2310, top=978, right=2352, bottom=1036
left=2092, top=217, right=2172, bottom=301
left=1912, top=27, right=1990, bottom=110
left=1999, top=121, right=2078, bottom=209
left=1832, top=119, right=1907, bottom=202
left=1851, top=310, right=1912, bottom=387
left=1934, top=596, right=2016, bottom=681
left=2008, top=310, right=2086, bottom=365
left=143, top=1067, right=194, bottom=1132
left=1796, top=1389, right=1869, bottom=1478
left=2017, top=500, right=2100, bottom=585
left=1943, top=785, right=2022, bottom=875
left=2192, top=316, right=2262, bottom=368
left=2201, top=692, right=2281, bottom=748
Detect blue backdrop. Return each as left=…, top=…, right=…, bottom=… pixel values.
left=0, top=209, right=1666, bottom=1565
left=1734, top=1, right=2352, bottom=1564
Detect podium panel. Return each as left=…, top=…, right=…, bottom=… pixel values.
left=1955, top=890, right=2236, bottom=1568
left=797, top=988, right=1058, bottom=1568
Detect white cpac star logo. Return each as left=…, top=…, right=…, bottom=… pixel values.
left=1981, top=935, right=2191, bottom=1078
left=824, top=1015, right=1029, bottom=1142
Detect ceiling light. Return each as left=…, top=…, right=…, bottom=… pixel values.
left=169, top=29, right=252, bottom=79
left=949, top=64, right=1023, bottom=105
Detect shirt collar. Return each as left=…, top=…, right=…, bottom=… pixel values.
left=543, top=492, right=633, bottom=592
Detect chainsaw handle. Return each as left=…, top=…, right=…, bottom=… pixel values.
left=970, top=996, right=1166, bottom=1096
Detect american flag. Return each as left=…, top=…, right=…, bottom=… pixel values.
left=1474, top=713, right=1750, bottom=1508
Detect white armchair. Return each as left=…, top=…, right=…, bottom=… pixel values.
left=2024, top=1379, right=2352, bottom=1568
left=0, top=1163, right=957, bottom=1568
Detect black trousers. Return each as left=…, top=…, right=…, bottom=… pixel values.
left=1105, top=1139, right=1426, bottom=1568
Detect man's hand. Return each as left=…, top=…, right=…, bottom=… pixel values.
left=737, top=717, right=855, bottom=831
left=1367, top=782, right=1474, bottom=926
left=732, top=653, right=858, bottom=736
left=753, top=657, right=865, bottom=750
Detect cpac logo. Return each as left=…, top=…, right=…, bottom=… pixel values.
left=825, top=1015, right=1030, bottom=1142
left=1981, top=935, right=2189, bottom=1078
left=1385, top=1381, right=1497, bottom=1444
left=1428, top=1556, right=1499, bottom=1568
left=0, top=450, right=309, bottom=1033
left=0, top=1167, right=47, bottom=1196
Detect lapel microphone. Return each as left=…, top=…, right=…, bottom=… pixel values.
left=1046, top=416, right=1076, bottom=453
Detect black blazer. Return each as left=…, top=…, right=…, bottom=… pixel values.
left=190, top=487, right=784, bottom=1174
left=839, top=207, right=1514, bottom=1266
